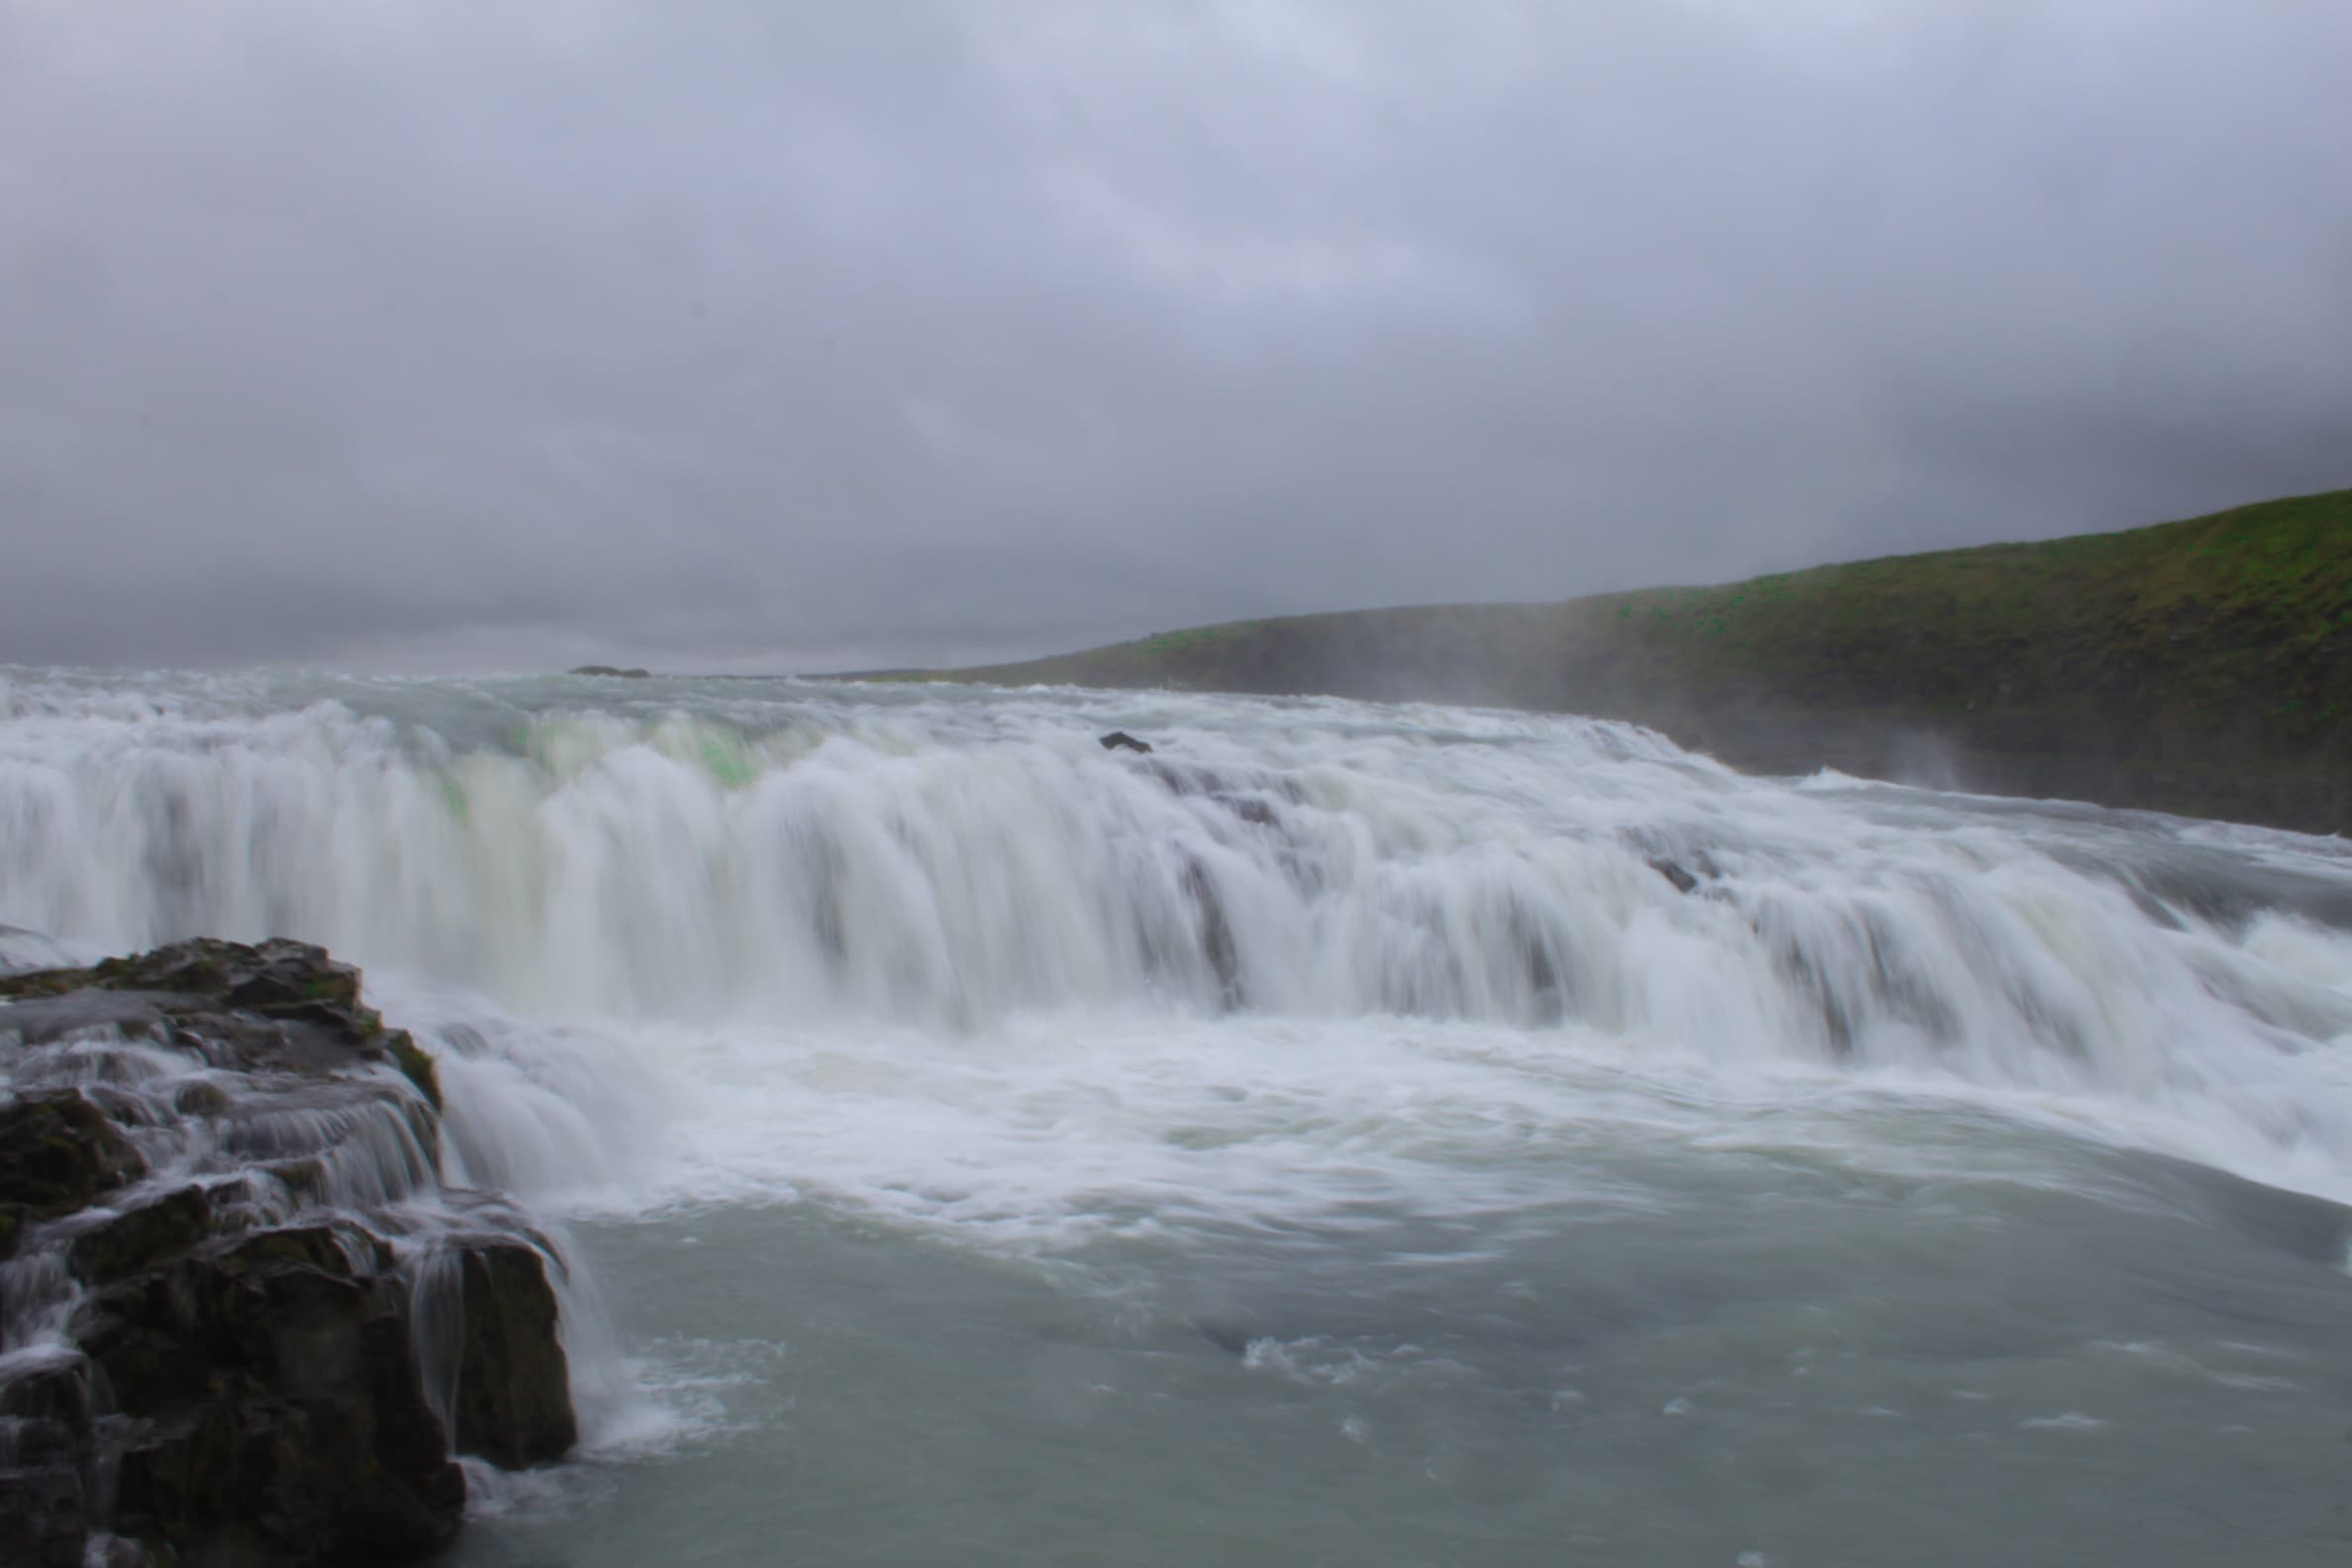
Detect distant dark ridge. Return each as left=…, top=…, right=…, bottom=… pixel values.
left=921, top=488, right=2352, bottom=834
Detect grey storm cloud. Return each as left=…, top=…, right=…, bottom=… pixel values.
left=2, top=0, right=2348, bottom=673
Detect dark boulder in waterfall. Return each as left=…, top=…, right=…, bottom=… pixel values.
left=0, top=1091, right=146, bottom=1218
left=80, top=1225, right=467, bottom=1561
left=0, top=938, right=579, bottom=1566
left=67, top=1184, right=212, bottom=1286
left=1099, top=730, right=1154, bottom=753
left=447, top=1237, right=579, bottom=1467
left=0, top=1354, right=99, bottom=1568
left=1647, top=857, right=1700, bottom=895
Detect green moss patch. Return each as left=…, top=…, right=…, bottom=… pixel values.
left=919, top=488, right=2351, bottom=833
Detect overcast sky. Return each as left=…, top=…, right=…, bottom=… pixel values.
left=2, top=0, right=2347, bottom=673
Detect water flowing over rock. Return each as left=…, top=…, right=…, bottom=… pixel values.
left=0, top=1091, right=145, bottom=1229
left=441, top=1235, right=579, bottom=1467
left=0, top=939, right=577, bottom=1567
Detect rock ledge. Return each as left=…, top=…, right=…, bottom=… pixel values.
left=0, top=938, right=577, bottom=1567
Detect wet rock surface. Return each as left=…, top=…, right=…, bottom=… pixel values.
left=448, top=1236, right=580, bottom=1467
left=1647, top=856, right=1701, bottom=895
left=0, top=938, right=576, bottom=1566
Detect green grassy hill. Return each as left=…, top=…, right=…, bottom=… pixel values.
left=932, top=489, right=2352, bottom=833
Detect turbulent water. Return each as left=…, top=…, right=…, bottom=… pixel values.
left=4, top=666, right=2351, bottom=1566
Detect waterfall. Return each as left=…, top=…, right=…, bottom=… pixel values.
left=3, top=665, right=2349, bottom=1209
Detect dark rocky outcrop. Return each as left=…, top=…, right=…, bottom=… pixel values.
left=0, top=939, right=444, bottom=1117
left=568, top=664, right=651, bottom=678
left=67, top=1185, right=211, bottom=1286
left=1647, top=857, right=1700, bottom=895
left=84, top=1225, right=467, bottom=1562
left=0, top=938, right=578, bottom=1566
left=1099, top=731, right=1154, bottom=753
left=0, top=1353, right=100, bottom=1568
left=448, top=1237, right=579, bottom=1467
left=0, top=1091, right=145, bottom=1219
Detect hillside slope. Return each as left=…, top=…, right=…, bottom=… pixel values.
left=938, top=489, right=2352, bottom=833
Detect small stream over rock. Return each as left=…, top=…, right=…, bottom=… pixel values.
left=0, top=938, right=577, bottom=1567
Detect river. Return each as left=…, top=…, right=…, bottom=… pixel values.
left=4, top=668, right=2350, bottom=1566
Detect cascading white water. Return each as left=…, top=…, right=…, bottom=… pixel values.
left=3, top=667, right=2347, bottom=1183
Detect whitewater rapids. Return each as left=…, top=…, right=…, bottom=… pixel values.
left=4, top=666, right=2350, bottom=1565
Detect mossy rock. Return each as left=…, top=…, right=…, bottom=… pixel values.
left=45, top=937, right=365, bottom=1015
left=0, top=964, right=94, bottom=1001
left=450, top=1239, right=578, bottom=1467
left=2, top=934, right=576, bottom=1564
left=0, top=1356, right=98, bottom=1557
left=213, top=1224, right=368, bottom=1280
left=171, top=1079, right=233, bottom=1118
left=87, top=945, right=229, bottom=995
left=0, top=1093, right=146, bottom=1216
left=382, top=1029, right=443, bottom=1113
left=110, top=1357, right=464, bottom=1564
left=258, top=1155, right=330, bottom=1203
left=0, top=1460, right=87, bottom=1568
left=69, top=1186, right=214, bottom=1286
left=81, top=1223, right=467, bottom=1562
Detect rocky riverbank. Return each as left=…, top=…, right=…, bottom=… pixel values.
left=0, top=938, right=576, bottom=1567
left=931, top=488, right=2352, bottom=836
